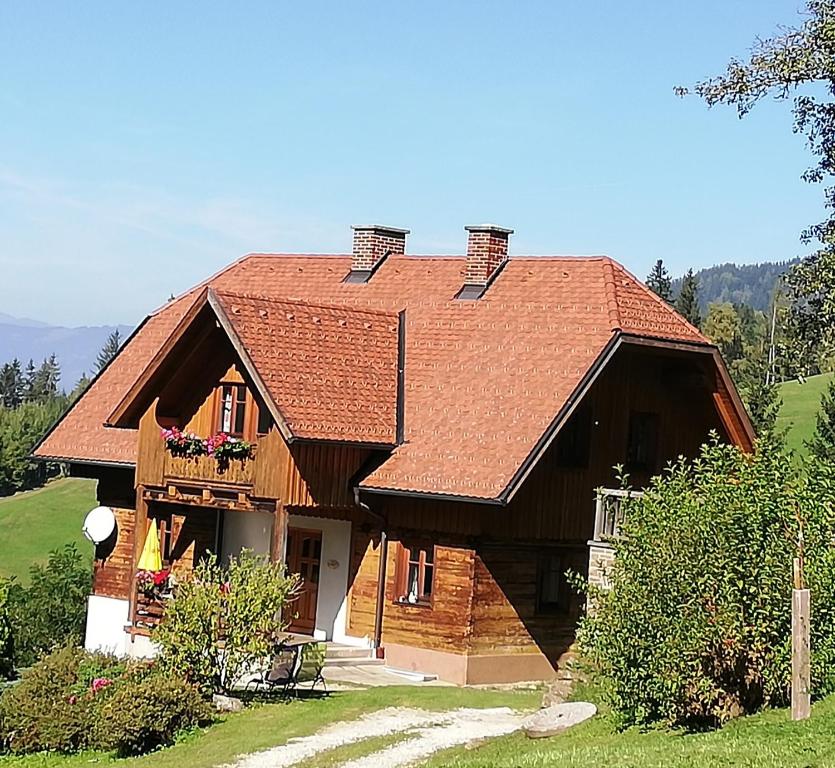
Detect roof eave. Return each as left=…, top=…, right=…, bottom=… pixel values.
left=357, top=485, right=505, bottom=506
left=30, top=316, right=152, bottom=463
left=497, top=331, right=624, bottom=506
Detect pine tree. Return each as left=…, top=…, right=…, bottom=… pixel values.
left=69, top=374, right=91, bottom=403
left=807, top=377, right=835, bottom=461
left=0, top=359, right=24, bottom=409
left=646, top=259, right=673, bottom=302
left=23, top=359, right=36, bottom=402
left=29, top=356, right=61, bottom=401
left=96, top=329, right=122, bottom=372
left=675, top=269, right=701, bottom=328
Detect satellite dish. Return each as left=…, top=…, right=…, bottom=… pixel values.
left=82, top=506, right=116, bottom=544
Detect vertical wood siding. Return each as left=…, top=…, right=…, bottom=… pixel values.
left=348, top=529, right=475, bottom=653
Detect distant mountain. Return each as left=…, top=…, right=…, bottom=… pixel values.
left=0, top=315, right=133, bottom=391
left=0, top=311, right=49, bottom=328
left=672, top=259, right=800, bottom=313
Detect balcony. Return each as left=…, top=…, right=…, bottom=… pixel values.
left=163, top=451, right=255, bottom=489
left=592, top=487, right=643, bottom=542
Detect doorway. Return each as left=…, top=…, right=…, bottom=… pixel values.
left=285, top=527, right=322, bottom=634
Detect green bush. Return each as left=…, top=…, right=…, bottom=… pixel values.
left=0, top=647, right=209, bottom=756
left=7, top=544, right=91, bottom=667
left=577, top=437, right=835, bottom=729
left=0, top=646, right=99, bottom=753
left=94, top=668, right=211, bottom=756
left=154, top=549, right=299, bottom=693
left=299, top=641, right=326, bottom=682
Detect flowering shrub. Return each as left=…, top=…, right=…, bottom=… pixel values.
left=154, top=550, right=299, bottom=693
left=161, top=428, right=253, bottom=467
left=0, top=647, right=210, bottom=756
left=0, top=647, right=123, bottom=753
left=90, top=677, right=112, bottom=694
left=136, top=569, right=170, bottom=598
left=93, top=668, right=211, bottom=756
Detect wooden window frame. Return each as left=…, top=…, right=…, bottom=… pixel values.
left=215, top=383, right=248, bottom=437
left=211, top=383, right=272, bottom=441
left=625, top=411, right=660, bottom=473
left=535, top=549, right=577, bottom=616
left=394, top=542, right=436, bottom=608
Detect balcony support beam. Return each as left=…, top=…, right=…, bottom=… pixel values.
left=271, top=501, right=288, bottom=566
left=141, top=485, right=273, bottom=515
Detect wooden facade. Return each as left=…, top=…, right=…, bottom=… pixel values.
left=84, top=337, right=745, bottom=682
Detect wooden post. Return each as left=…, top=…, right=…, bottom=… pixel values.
left=792, top=557, right=811, bottom=721
left=593, top=492, right=604, bottom=541
left=271, top=501, right=288, bottom=566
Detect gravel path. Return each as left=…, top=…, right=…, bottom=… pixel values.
left=225, top=706, right=524, bottom=768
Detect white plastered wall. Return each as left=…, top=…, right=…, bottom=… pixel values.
left=84, top=594, right=130, bottom=656
left=288, top=513, right=366, bottom=645
left=221, top=509, right=273, bottom=561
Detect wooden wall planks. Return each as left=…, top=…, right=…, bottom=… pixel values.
left=348, top=530, right=475, bottom=654
left=92, top=506, right=136, bottom=600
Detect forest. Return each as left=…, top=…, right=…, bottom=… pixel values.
left=0, top=331, right=121, bottom=496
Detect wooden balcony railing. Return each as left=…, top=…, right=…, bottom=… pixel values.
left=163, top=452, right=255, bottom=487
left=592, top=488, right=643, bottom=541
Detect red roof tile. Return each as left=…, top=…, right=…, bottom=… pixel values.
left=35, top=253, right=711, bottom=498
left=212, top=291, right=399, bottom=444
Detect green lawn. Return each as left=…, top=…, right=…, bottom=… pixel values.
left=0, top=686, right=540, bottom=768
left=0, top=478, right=97, bottom=583
left=430, top=694, right=835, bottom=768
left=776, top=372, right=833, bottom=456
left=2, top=685, right=835, bottom=768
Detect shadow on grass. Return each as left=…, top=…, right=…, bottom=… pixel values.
left=236, top=686, right=331, bottom=706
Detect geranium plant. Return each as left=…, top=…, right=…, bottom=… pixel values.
left=206, top=433, right=253, bottom=463
left=160, top=428, right=253, bottom=468
left=136, top=569, right=171, bottom=599
left=161, top=427, right=205, bottom=458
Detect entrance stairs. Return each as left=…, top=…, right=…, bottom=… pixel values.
left=324, top=643, right=383, bottom=668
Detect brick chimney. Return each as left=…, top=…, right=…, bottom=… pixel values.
left=349, top=225, right=409, bottom=278
left=463, top=224, right=514, bottom=288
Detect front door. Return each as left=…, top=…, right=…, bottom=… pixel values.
left=285, top=527, right=322, bottom=635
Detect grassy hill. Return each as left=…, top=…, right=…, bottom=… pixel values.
left=0, top=478, right=96, bottom=583
left=776, top=372, right=833, bottom=456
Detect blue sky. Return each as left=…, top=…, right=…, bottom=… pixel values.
left=0, top=1, right=821, bottom=326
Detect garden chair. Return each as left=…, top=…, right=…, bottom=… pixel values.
left=247, top=641, right=303, bottom=697
left=297, top=642, right=327, bottom=694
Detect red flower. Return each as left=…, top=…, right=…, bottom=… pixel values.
left=91, top=677, right=112, bottom=694
left=153, top=569, right=170, bottom=587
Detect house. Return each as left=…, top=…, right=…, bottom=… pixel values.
left=34, top=224, right=754, bottom=685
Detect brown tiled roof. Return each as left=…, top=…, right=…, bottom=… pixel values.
left=35, top=253, right=711, bottom=498
left=212, top=291, right=399, bottom=444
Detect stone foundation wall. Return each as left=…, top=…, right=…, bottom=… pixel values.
left=587, top=541, right=615, bottom=590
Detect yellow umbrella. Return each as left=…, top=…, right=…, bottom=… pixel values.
left=137, top=518, right=163, bottom=571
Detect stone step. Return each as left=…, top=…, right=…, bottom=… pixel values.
left=324, top=656, right=385, bottom=668
left=383, top=667, right=439, bottom=683
left=325, top=645, right=375, bottom=660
